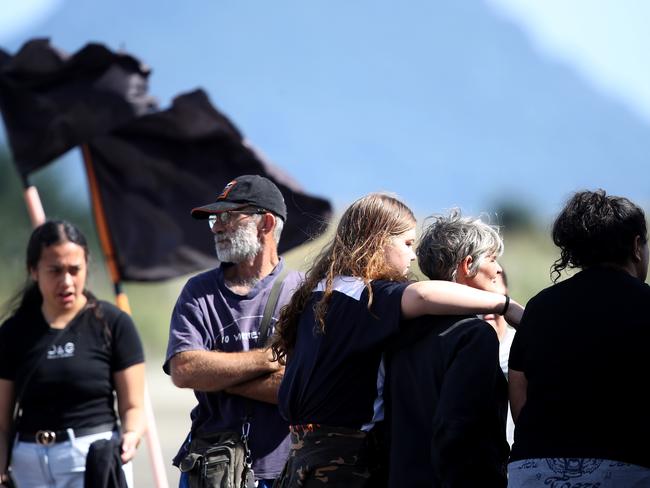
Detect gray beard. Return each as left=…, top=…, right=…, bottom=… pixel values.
left=224, top=274, right=260, bottom=289
left=214, top=220, right=262, bottom=264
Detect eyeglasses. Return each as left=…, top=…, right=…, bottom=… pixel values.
left=208, top=208, right=267, bottom=229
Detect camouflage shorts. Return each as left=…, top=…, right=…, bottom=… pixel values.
left=274, top=424, right=381, bottom=488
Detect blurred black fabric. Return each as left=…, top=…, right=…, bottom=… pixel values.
left=0, top=39, right=330, bottom=281
left=84, top=438, right=128, bottom=488
left=0, top=38, right=156, bottom=176
left=86, top=89, right=332, bottom=281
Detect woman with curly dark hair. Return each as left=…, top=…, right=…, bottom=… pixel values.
left=271, top=193, right=523, bottom=487
left=508, top=189, right=650, bottom=486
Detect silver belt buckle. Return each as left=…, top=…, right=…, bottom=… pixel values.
left=35, top=430, right=56, bottom=445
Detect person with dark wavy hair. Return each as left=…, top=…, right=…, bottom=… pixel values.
left=508, top=190, right=650, bottom=487
left=0, top=221, right=145, bottom=488
left=550, top=189, right=648, bottom=281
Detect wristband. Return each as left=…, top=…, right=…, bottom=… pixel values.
left=500, top=295, right=510, bottom=316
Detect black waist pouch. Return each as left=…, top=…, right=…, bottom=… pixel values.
left=179, top=431, right=255, bottom=488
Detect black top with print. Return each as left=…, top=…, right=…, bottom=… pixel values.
left=0, top=300, right=144, bottom=431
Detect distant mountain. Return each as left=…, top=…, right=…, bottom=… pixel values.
left=3, top=0, right=649, bottom=218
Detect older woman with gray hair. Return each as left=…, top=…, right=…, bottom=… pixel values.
left=417, top=210, right=504, bottom=308
left=386, top=209, right=511, bottom=487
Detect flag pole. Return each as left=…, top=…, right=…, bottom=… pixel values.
left=22, top=177, right=46, bottom=227
left=81, top=144, right=169, bottom=488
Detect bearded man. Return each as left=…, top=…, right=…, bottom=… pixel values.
left=164, top=175, right=303, bottom=488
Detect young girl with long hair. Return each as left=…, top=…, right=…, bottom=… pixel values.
left=271, top=193, right=522, bottom=487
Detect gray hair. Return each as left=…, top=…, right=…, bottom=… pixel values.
left=252, top=213, right=284, bottom=246
left=416, top=209, right=503, bottom=281
left=273, top=216, right=284, bottom=245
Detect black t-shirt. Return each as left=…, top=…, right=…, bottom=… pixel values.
left=386, top=315, right=508, bottom=487
left=279, top=277, right=408, bottom=429
left=0, top=300, right=144, bottom=432
left=509, top=266, right=650, bottom=467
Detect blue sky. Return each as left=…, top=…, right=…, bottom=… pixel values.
left=1, top=0, right=649, bottom=219
left=488, top=0, right=650, bottom=123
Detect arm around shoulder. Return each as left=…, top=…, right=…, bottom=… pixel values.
left=402, top=280, right=523, bottom=326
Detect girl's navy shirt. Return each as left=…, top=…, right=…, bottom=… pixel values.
left=279, top=277, right=408, bottom=429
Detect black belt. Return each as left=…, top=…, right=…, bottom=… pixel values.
left=18, top=422, right=116, bottom=445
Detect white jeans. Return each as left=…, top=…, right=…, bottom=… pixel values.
left=11, top=429, right=133, bottom=488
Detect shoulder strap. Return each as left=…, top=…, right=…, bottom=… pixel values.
left=259, top=268, right=289, bottom=345
left=241, top=269, right=290, bottom=425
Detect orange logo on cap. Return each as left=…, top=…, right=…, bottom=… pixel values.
left=217, top=179, right=237, bottom=200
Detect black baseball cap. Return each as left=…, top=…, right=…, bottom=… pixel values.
left=191, top=174, right=287, bottom=221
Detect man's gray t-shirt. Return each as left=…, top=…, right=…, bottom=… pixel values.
left=164, top=259, right=302, bottom=479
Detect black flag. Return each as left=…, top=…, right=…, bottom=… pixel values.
left=86, top=89, right=331, bottom=281
left=0, top=38, right=156, bottom=176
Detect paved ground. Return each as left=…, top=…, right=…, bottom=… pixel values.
left=132, top=362, right=196, bottom=487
